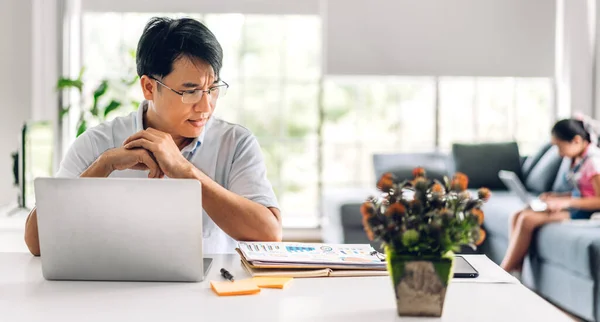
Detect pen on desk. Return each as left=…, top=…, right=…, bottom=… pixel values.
left=220, top=268, right=235, bottom=282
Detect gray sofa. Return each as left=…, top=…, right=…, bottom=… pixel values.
left=335, top=142, right=600, bottom=321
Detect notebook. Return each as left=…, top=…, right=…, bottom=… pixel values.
left=241, top=258, right=389, bottom=278
left=251, top=277, right=294, bottom=289
left=236, top=242, right=388, bottom=278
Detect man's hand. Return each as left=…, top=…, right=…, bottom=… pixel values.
left=102, top=146, right=164, bottom=178
left=123, top=128, right=193, bottom=178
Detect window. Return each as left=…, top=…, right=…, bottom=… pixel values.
left=78, top=13, right=554, bottom=227
left=438, top=77, right=553, bottom=154
left=323, top=77, right=554, bottom=188
left=82, top=13, right=321, bottom=227
left=322, top=77, right=436, bottom=188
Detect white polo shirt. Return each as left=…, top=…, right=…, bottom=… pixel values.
left=56, top=100, right=279, bottom=253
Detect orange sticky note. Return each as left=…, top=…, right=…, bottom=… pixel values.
left=251, top=277, right=294, bottom=289
left=210, top=279, right=261, bottom=296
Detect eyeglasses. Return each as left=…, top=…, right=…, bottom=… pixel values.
left=150, top=76, right=229, bottom=104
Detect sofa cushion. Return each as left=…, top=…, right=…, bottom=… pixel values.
left=340, top=203, right=362, bottom=228
left=532, top=223, right=600, bottom=278
left=340, top=203, right=381, bottom=250
left=372, top=153, right=450, bottom=184
left=521, top=143, right=552, bottom=179
left=481, top=191, right=526, bottom=240
left=522, top=255, right=595, bottom=321
left=524, top=145, right=564, bottom=194
left=452, top=142, right=522, bottom=190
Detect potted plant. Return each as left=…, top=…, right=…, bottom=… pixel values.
left=361, top=168, right=490, bottom=317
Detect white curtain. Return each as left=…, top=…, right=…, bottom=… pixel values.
left=555, top=0, right=596, bottom=119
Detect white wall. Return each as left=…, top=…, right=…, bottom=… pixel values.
left=0, top=0, right=33, bottom=207
left=324, top=0, right=556, bottom=77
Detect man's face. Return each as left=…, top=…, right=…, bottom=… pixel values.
left=141, top=56, right=217, bottom=138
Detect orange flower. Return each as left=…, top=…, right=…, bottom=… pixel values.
left=385, top=203, right=406, bottom=217
left=471, top=208, right=484, bottom=225
left=440, top=208, right=453, bottom=217
left=451, top=172, right=469, bottom=191
left=377, top=172, right=395, bottom=192
left=412, top=167, right=426, bottom=178
left=431, top=183, right=445, bottom=194
left=412, top=176, right=428, bottom=188
left=475, top=228, right=486, bottom=246
left=362, top=217, right=375, bottom=241
left=360, top=201, right=376, bottom=218
left=478, top=187, right=492, bottom=202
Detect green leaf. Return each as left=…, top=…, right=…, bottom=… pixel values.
left=103, top=100, right=122, bottom=118
left=59, top=105, right=71, bottom=118
left=56, top=78, right=83, bottom=92
left=93, top=80, right=108, bottom=101
left=286, top=124, right=311, bottom=138
left=77, top=67, right=86, bottom=80
left=324, top=107, right=351, bottom=122
left=91, top=80, right=109, bottom=117
left=76, top=119, right=87, bottom=137
left=122, top=75, right=139, bottom=86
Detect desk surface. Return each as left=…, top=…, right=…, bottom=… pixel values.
left=0, top=253, right=571, bottom=322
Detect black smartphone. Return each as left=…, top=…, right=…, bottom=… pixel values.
left=453, top=255, right=479, bottom=278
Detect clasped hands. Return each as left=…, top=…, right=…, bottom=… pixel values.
left=103, top=128, right=194, bottom=179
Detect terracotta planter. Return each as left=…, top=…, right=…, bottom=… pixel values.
left=385, top=248, right=454, bottom=317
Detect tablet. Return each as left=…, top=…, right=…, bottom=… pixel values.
left=454, top=255, right=479, bottom=278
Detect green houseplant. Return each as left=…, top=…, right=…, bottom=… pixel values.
left=57, top=68, right=139, bottom=137
left=361, top=168, right=490, bottom=317
left=57, top=50, right=139, bottom=137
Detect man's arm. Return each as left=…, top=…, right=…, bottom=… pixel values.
left=188, top=166, right=282, bottom=242
left=24, top=147, right=162, bottom=256
left=24, top=157, right=113, bottom=256
left=123, top=129, right=283, bottom=242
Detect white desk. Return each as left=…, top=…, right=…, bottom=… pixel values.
left=0, top=253, right=571, bottom=322
left=0, top=206, right=29, bottom=253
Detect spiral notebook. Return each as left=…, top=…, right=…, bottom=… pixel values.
left=237, top=242, right=388, bottom=278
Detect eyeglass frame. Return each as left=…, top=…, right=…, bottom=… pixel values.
left=149, top=76, right=229, bottom=103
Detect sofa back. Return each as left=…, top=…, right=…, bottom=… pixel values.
left=372, top=142, right=570, bottom=193
left=373, top=152, right=450, bottom=184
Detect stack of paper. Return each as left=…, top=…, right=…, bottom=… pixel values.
left=237, top=242, right=388, bottom=278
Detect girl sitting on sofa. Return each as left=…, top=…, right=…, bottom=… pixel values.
left=501, top=117, right=600, bottom=272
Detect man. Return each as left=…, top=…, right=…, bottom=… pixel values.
left=24, top=17, right=282, bottom=255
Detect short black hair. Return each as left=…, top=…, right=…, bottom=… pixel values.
left=136, top=17, right=223, bottom=80
left=551, top=119, right=591, bottom=142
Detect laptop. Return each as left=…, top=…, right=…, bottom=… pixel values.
left=498, top=170, right=548, bottom=212
left=34, top=177, right=212, bottom=282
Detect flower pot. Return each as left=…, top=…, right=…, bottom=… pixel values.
left=385, top=248, right=454, bottom=317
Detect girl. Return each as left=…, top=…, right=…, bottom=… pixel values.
left=501, top=118, right=600, bottom=272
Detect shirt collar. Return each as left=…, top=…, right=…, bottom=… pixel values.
left=135, top=100, right=210, bottom=155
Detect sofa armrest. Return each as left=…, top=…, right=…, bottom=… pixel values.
left=321, top=187, right=379, bottom=244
